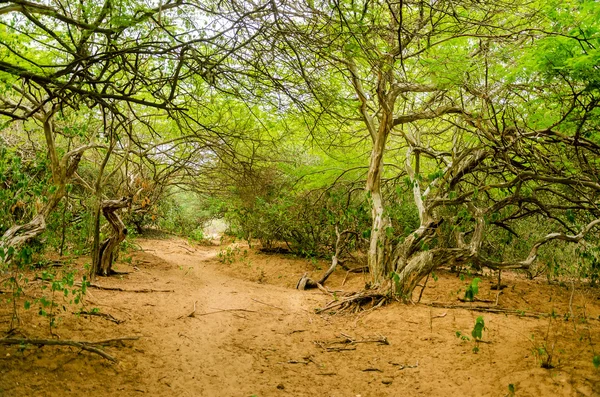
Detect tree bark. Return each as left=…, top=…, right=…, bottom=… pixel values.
left=0, top=143, right=83, bottom=263
left=365, top=118, right=394, bottom=286
left=94, top=197, right=130, bottom=276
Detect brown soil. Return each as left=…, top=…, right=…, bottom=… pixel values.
left=1, top=237, right=600, bottom=396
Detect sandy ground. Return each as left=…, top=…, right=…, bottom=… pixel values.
left=1, top=236, right=599, bottom=396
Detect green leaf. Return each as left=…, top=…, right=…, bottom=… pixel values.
left=594, top=355, right=600, bottom=369
left=471, top=316, right=485, bottom=340
left=464, top=278, right=481, bottom=301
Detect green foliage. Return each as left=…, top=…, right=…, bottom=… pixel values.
left=188, top=227, right=205, bottom=242
left=594, top=355, right=600, bottom=369
left=0, top=142, right=51, bottom=236
left=152, top=192, right=217, bottom=237
left=464, top=278, right=481, bottom=302
left=456, top=316, right=486, bottom=353
left=508, top=384, right=516, bottom=396
left=217, top=246, right=243, bottom=265
left=471, top=316, right=485, bottom=341
left=226, top=185, right=371, bottom=258
left=1, top=242, right=89, bottom=330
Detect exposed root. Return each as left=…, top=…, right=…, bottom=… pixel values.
left=77, top=310, right=123, bottom=324
left=425, top=302, right=552, bottom=318
left=315, top=333, right=389, bottom=352
left=316, top=289, right=391, bottom=314
left=75, top=282, right=174, bottom=293
left=0, top=336, right=139, bottom=362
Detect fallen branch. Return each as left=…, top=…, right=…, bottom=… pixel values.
left=314, top=341, right=357, bottom=352
left=297, top=227, right=352, bottom=290
left=317, top=289, right=390, bottom=313
left=389, top=361, right=419, bottom=370
left=0, top=336, right=139, bottom=362
left=194, top=308, right=257, bottom=317
left=341, top=266, right=369, bottom=286
left=78, top=282, right=174, bottom=293
left=338, top=332, right=389, bottom=345
left=283, top=359, right=310, bottom=365
left=77, top=310, right=123, bottom=324
left=425, top=302, right=549, bottom=318
left=177, top=301, right=198, bottom=319
left=315, top=333, right=388, bottom=352
left=251, top=298, right=283, bottom=311
left=458, top=297, right=495, bottom=304
left=178, top=245, right=195, bottom=253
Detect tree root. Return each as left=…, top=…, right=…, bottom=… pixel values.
left=425, top=302, right=550, bottom=318
left=0, top=336, right=139, bottom=362
left=76, top=282, right=174, bottom=293
left=77, top=310, right=123, bottom=324
left=315, top=333, right=389, bottom=351
left=316, top=289, right=391, bottom=314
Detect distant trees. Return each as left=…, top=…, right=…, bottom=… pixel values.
left=0, top=0, right=272, bottom=275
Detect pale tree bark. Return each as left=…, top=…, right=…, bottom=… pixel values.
left=0, top=107, right=90, bottom=263
left=94, top=197, right=130, bottom=276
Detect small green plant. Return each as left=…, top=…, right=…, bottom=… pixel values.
left=188, top=227, right=205, bottom=242
left=464, top=277, right=481, bottom=301
left=471, top=316, right=485, bottom=340
left=530, top=316, right=559, bottom=369
left=471, top=316, right=485, bottom=353
left=508, top=383, right=515, bottom=396
left=593, top=355, right=600, bottom=369
left=534, top=345, right=555, bottom=369
left=217, top=246, right=241, bottom=264
left=455, top=316, right=486, bottom=353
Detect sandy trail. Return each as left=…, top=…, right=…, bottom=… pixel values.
left=1, top=237, right=599, bottom=396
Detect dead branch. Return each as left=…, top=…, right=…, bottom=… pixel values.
left=316, top=289, right=390, bottom=313
left=177, top=301, right=198, bottom=319
left=341, top=266, right=369, bottom=286
left=77, top=282, right=174, bottom=293
left=297, top=227, right=352, bottom=290
left=194, top=308, right=257, bottom=317
left=314, top=341, right=357, bottom=352
left=315, top=333, right=389, bottom=352
left=178, top=245, right=195, bottom=253
left=0, top=336, right=139, bottom=362
left=457, top=297, right=495, bottom=303
left=251, top=298, right=284, bottom=311
left=77, top=310, right=123, bottom=324
left=389, top=361, right=419, bottom=369
left=425, top=302, right=550, bottom=318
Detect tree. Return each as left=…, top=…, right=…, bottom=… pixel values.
left=0, top=0, right=272, bottom=275
left=239, top=0, right=600, bottom=301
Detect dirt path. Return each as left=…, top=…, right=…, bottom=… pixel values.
left=1, top=237, right=600, bottom=396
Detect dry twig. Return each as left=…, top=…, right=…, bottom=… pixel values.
left=0, top=336, right=139, bottom=362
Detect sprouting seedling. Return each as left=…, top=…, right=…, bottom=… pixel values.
left=472, top=316, right=485, bottom=340
left=471, top=316, right=485, bottom=353
left=464, top=277, right=481, bottom=301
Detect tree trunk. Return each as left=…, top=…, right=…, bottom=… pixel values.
left=0, top=154, right=80, bottom=262
left=94, top=198, right=130, bottom=276
left=366, top=128, right=393, bottom=286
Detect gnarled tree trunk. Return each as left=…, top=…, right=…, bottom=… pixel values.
left=94, top=197, right=130, bottom=276
left=0, top=142, right=84, bottom=264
